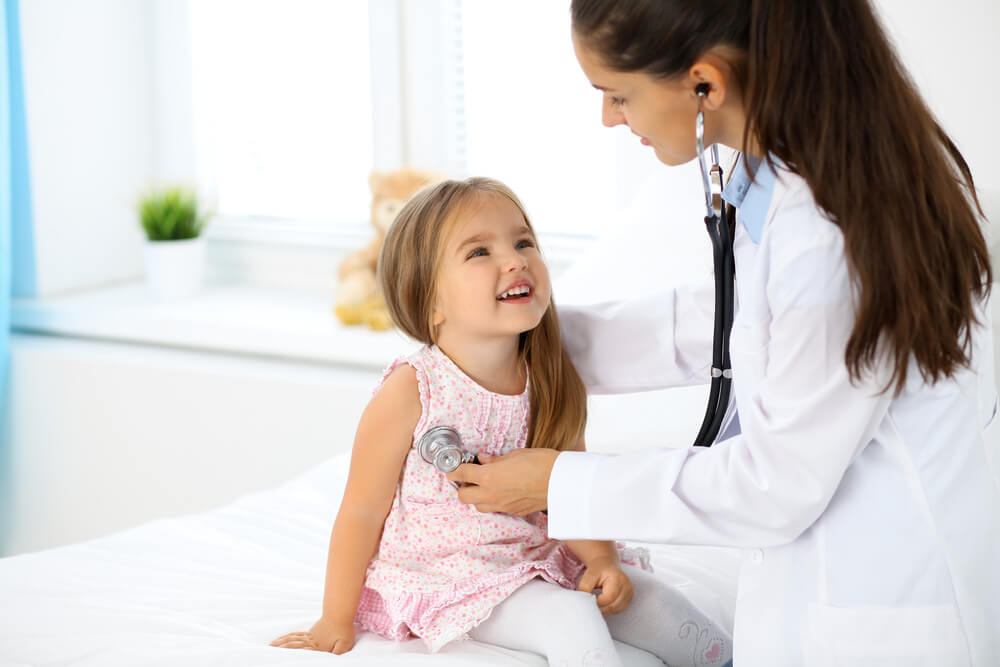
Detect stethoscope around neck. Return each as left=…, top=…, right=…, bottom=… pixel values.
left=693, top=82, right=736, bottom=446
left=417, top=87, right=736, bottom=464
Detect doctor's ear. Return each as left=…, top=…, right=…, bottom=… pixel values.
left=688, top=60, right=729, bottom=110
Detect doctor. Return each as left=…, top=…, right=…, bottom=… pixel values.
left=447, top=0, right=1000, bottom=664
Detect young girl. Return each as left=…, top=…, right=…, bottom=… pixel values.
left=271, top=177, right=732, bottom=666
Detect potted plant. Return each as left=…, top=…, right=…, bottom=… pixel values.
left=138, top=187, right=210, bottom=300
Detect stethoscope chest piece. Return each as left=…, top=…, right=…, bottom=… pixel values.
left=418, top=425, right=478, bottom=473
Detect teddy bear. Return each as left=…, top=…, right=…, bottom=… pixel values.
left=334, top=167, right=441, bottom=330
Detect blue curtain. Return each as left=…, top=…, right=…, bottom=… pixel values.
left=2, top=0, right=35, bottom=390
left=2, top=0, right=35, bottom=552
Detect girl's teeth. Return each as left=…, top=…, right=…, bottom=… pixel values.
left=499, top=286, right=530, bottom=300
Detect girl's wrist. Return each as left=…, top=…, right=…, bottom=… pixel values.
left=585, top=548, right=620, bottom=568
left=320, top=611, right=357, bottom=627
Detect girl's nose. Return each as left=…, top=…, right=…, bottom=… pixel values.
left=502, top=249, right=528, bottom=272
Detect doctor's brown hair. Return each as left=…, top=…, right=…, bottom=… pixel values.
left=572, top=0, right=992, bottom=394
left=377, top=177, right=587, bottom=452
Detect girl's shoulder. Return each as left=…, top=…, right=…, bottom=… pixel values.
left=373, top=346, right=435, bottom=437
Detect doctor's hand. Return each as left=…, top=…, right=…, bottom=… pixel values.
left=446, top=448, right=559, bottom=515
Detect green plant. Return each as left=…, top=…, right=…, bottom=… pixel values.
left=138, top=187, right=209, bottom=241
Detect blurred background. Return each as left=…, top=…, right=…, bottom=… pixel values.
left=1, top=0, right=997, bottom=557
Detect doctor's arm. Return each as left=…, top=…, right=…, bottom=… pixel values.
left=558, top=279, right=716, bottom=394
left=548, top=231, right=894, bottom=547
left=560, top=437, right=634, bottom=615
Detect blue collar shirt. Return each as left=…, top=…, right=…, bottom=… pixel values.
left=721, top=154, right=779, bottom=244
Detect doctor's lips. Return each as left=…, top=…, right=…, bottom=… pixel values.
left=497, top=280, right=533, bottom=303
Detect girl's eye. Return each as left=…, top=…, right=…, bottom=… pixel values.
left=516, top=239, right=535, bottom=249
left=609, top=96, right=625, bottom=108
left=467, top=247, right=488, bottom=259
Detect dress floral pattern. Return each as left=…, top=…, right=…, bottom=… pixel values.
left=354, top=345, right=614, bottom=651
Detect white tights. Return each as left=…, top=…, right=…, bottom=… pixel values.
left=467, top=565, right=732, bottom=667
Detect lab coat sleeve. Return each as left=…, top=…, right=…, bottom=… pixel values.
left=558, top=279, right=715, bottom=394
left=549, top=210, right=894, bottom=547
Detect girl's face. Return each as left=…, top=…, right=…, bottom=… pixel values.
left=432, top=195, right=551, bottom=343
left=572, top=33, right=702, bottom=166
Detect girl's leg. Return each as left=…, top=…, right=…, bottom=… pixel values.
left=604, top=564, right=733, bottom=667
left=468, top=578, right=625, bottom=666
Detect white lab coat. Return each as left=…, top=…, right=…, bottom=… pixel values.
left=550, top=167, right=1000, bottom=666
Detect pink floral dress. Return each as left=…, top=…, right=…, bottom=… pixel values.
left=355, top=345, right=644, bottom=651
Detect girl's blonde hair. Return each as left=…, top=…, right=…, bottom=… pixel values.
left=377, top=177, right=587, bottom=452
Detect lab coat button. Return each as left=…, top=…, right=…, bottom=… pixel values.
left=751, top=549, right=764, bottom=564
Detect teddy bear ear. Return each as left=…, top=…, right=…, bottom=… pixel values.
left=369, top=171, right=385, bottom=193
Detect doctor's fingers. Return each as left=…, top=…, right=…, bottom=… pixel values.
left=454, top=483, right=536, bottom=515
left=446, top=461, right=483, bottom=485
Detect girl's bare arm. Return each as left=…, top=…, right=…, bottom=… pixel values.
left=321, top=364, right=421, bottom=622
left=272, top=364, right=420, bottom=652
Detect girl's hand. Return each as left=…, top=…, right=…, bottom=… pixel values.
left=270, top=617, right=355, bottom=654
left=577, top=558, right=634, bottom=615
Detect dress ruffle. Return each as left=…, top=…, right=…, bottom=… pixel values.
left=357, top=542, right=584, bottom=651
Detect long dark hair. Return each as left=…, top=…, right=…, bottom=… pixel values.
left=378, top=177, right=587, bottom=451
left=572, top=0, right=991, bottom=393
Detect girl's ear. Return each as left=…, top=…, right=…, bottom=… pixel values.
left=431, top=303, right=445, bottom=327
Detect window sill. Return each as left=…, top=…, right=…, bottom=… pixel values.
left=11, top=282, right=416, bottom=370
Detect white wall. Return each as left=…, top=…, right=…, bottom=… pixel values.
left=2, top=335, right=379, bottom=556
left=875, top=0, right=1000, bottom=193
left=19, top=0, right=156, bottom=296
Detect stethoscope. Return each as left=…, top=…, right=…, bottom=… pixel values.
left=419, top=425, right=478, bottom=473
left=417, top=85, right=736, bottom=469
left=692, top=82, right=736, bottom=447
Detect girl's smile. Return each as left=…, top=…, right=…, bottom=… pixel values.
left=497, top=279, right=535, bottom=303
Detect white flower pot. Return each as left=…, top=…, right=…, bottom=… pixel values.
left=143, top=237, right=205, bottom=300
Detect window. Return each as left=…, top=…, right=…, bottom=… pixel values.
left=183, top=1, right=659, bottom=243
left=188, top=1, right=373, bottom=226
left=460, top=0, right=620, bottom=236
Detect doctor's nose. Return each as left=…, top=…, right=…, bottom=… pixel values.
left=602, top=99, right=625, bottom=128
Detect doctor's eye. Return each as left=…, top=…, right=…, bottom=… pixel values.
left=467, top=247, right=488, bottom=259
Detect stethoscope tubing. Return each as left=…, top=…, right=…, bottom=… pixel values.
left=694, top=202, right=735, bottom=446
left=693, top=85, right=736, bottom=447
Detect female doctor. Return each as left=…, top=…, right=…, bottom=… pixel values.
left=447, top=0, right=1000, bottom=664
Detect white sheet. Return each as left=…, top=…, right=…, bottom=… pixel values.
left=0, top=452, right=739, bottom=666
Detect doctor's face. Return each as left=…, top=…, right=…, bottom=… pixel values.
left=572, top=32, right=702, bottom=166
